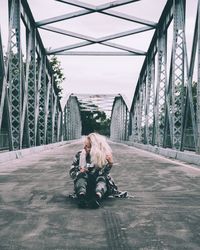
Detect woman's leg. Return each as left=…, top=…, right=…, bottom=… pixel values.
left=95, top=175, right=107, bottom=198
left=88, top=175, right=107, bottom=208
left=74, top=172, right=88, bottom=196
left=74, top=173, right=89, bottom=208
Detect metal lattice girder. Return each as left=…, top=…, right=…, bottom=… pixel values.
left=73, top=93, right=116, bottom=116
left=136, top=81, right=145, bottom=143
left=129, top=0, right=200, bottom=154
left=56, top=108, right=63, bottom=142
left=145, top=57, right=155, bottom=145
left=130, top=80, right=145, bottom=143
left=0, top=0, right=64, bottom=150
left=37, top=55, right=46, bottom=145
left=21, top=28, right=36, bottom=147
left=45, top=76, right=59, bottom=144
left=9, top=0, right=22, bottom=149
left=0, top=31, right=7, bottom=126
left=130, top=0, right=173, bottom=146
left=0, top=27, right=14, bottom=150
left=163, top=54, right=173, bottom=148
left=154, top=32, right=167, bottom=147
left=197, top=0, right=200, bottom=152
left=181, top=0, right=199, bottom=153
left=64, top=95, right=82, bottom=140
left=2, top=0, right=200, bottom=155
left=110, top=98, right=121, bottom=140
left=171, top=0, right=186, bottom=149
left=52, top=93, right=57, bottom=142
left=52, top=93, right=63, bottom=143
left=110, top=95, right=129, bottom=141
left=46, top=80, right=53, bottom=144
left=130, top=100, right=139, bottom=142
left=141, top=78, right=146, bottom=143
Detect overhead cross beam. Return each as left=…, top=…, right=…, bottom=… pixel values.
left=72, top=93, right=118, bottom=114
left=44, top=25, right=152, bottom=55
left=56, top=0, right=139, bottom=11
left=36, top=0, right=147, bottom=27
left=46, top=40, right=146, bottom=55
left=35, top=0, right=157, bottom=56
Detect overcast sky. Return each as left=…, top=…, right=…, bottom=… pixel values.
left=0, top=0, right=198, bottom=108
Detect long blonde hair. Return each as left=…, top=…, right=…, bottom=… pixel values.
left=86, top=133, right=112, bottom=168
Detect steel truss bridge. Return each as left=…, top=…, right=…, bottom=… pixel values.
left=0, top=0, right=200, bottom=155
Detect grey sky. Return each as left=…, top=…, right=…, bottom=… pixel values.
left=0, top=0, right=197, bottom=108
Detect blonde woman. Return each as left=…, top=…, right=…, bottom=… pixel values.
left=69, top=132, right=116, bottom=208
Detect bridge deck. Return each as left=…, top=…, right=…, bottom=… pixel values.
left=0, top=140, right=200, bottom=250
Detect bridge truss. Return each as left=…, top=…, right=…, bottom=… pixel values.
left=130, top=0, right=200, bottom=153
left=0, top=0, right=200, bottom=154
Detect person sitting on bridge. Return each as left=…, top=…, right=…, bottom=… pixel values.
left=69, top=132, right=121, bottom=208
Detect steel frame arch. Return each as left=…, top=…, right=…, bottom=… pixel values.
left=130, top=0, right=200, bottom=153
left=1, top=0, right=200, bottom=155
left=63, top=94, right=82, bottom=140
left=110, top=95, right=129, bottom=141
left=0, top=0, right=63, bottom=150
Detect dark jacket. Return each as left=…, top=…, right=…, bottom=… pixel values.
left=69, top=151, right=112, bottom=180
left=69, top=151, right=117, bottom=196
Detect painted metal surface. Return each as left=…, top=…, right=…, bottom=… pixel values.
left=1, top=0, right=200, bottom=154
left=130, top=0, right=200, bottom=153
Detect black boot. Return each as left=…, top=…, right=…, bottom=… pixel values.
left=89, top=192, right=101, bottom=209
left=77, top=192, right=87, bottom=208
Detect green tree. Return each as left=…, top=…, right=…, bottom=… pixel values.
left=80, top=106, right=111, bottom=136
left=49, top=55, right=65, bottom=100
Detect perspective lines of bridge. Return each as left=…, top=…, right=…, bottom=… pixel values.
left=0, top=140, right=200, bottom=249
left=1, top=0, right=200, bottom=158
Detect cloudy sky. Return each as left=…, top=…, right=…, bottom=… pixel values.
left=0, top=0, right=198, bottom=108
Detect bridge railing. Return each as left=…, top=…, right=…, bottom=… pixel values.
left=110, top=95, right=129, bottom=141
left=1, top=0, right=200, bottom=156
left=0, top=0, right=79, bottom=151
left=129, top=0, right=200, bottom=154
left=63, top=95, right=82, bottom=141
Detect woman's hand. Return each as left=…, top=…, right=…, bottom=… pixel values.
left=106, top=154, right=113, bottom=166
left=79, top=166, right=88, bottom=173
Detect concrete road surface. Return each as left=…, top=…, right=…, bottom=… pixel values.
left=0, top=140, right=200, bottom=250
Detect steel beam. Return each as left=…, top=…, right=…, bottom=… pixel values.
left=171, top=0, right=185, bottom=149
left=63, top=95, right=82, bottom=140
left=110, top=95, right=129, bottom=141
left=197, top=0, right=200, bottom=153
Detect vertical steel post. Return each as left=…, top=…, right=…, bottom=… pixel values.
left=197, top=0, right=200, bottom=152
left=9, top=0, right=22, bottom=149
left=154, top=31, right=167, bottom=147
left=146, top=57, right=155, bottom=145
left=171, top=0, right=185, bottom=149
